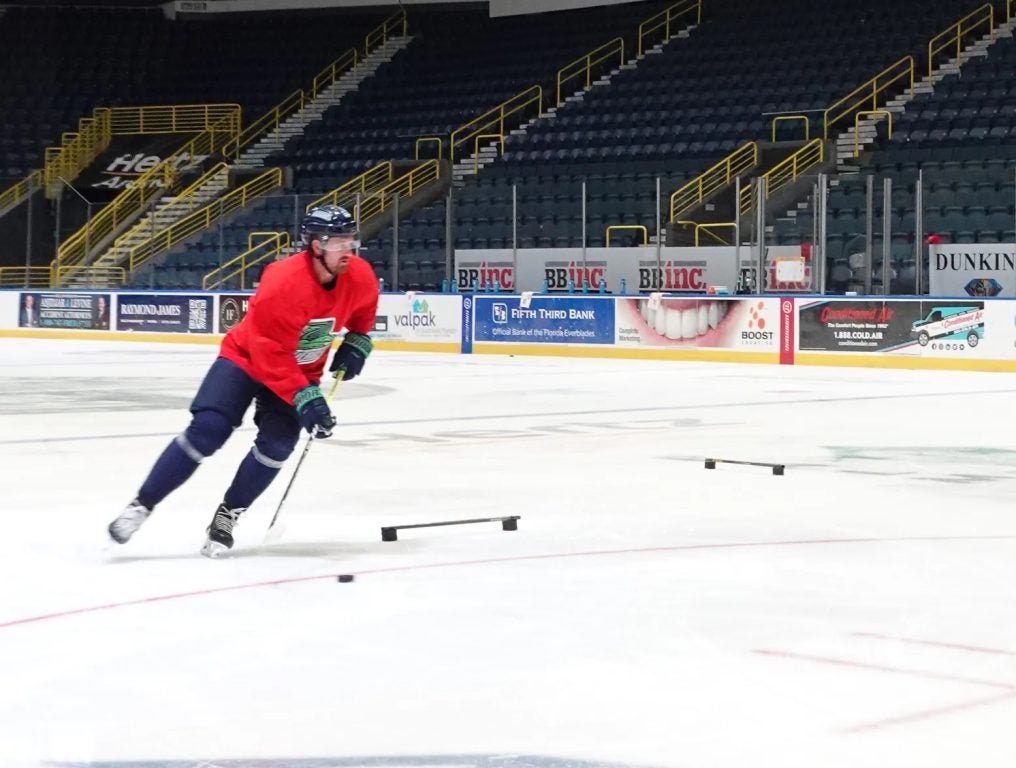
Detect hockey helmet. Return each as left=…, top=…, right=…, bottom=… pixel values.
left=300, top=204, right=359, bottom=248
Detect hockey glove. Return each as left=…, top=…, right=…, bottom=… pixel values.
left=294, top=385, right=336, bottom=439
left=330, top=332, right=373, bottom=380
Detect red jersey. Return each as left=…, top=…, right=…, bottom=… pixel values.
left=220, top=251, right=378, bottom=404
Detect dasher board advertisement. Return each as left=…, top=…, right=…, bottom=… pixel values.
left=217, top=294, right=252, bottom=333
left=371, top=293, right=462, bottom=344
left=473, top=295, right=615, bottom=345
left=798, top=299, right=985, bottom=354
left=928, top=244, right=1016, bottom=297
left=615, top=297, right=780, bottom=352
left=18, top=292, right=111, bottom=330
left=454, top=247, right=743, bottom=293
left=117, top=293, right=213, bottom=334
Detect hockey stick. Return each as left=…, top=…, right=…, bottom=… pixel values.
left=263, top=372, right=344, bottom=544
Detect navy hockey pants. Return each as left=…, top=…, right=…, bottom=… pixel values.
left=137, top=357, right=302, bottom=511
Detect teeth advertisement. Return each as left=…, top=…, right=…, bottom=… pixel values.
left=614, top=297, right=780, bottom=351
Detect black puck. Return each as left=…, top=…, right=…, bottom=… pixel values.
left=337, top=574, right=355, bottom=583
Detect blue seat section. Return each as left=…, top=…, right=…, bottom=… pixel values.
left=131, top=191, right=318, bottom=289
left=163, top=1, right=670, bottom=286
left=0, top=6, right=384, bottom=183
left=890, top=32, right=1016, bottom=152
left=818, top=29, right=1016, bottom=293
left=367, top=0, right=972, bottom=289
left=272, top=1, right=668, bottom=196
left=129, top=1, right=671, bottom=287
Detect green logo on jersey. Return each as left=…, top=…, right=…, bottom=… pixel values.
left=295, top=318, right=336, bottom=365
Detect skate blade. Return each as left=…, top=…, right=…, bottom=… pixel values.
left=200, top=539, right=230, bottom=559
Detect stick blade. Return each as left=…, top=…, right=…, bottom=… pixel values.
left=263, top=521, right=286, bottom=545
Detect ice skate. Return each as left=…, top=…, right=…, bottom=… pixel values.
left=108, top=498, right=153, bottom=544
left=201, top=502, right=246, bottom=558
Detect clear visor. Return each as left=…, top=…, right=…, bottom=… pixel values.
left=320, top=234, right=359, bottom=253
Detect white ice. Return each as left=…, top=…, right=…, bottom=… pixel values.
left=1, top=338, right=1016, bottom=768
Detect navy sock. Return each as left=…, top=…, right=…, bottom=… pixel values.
left=223, top=449, right=283, bottom=510
left=137, top=438, right=202, bottom=509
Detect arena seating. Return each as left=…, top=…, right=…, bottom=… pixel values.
left=0, top=6, right=383, bottom=185
left=817, top=25, right=1016, bottom=292
left=152, top=1, right=669, bottom=287
left=363, top=0, right=977, bottom=290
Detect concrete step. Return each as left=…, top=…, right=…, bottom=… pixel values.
left=837, top=135, right=876, bottom=147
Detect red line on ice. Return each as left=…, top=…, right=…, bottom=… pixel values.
left=1, top=534, right=1014, bottom=630
left=841, top=691, right=1016, bottom=733
left=853, top=632, right=1016, bottom=657
left=754, top=648, right=1016, bottom=691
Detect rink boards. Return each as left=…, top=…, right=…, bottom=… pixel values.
left=2, top=290, right=1016, bottom=372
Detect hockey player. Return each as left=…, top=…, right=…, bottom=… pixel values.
left=108, top=204, right=378, bottom=557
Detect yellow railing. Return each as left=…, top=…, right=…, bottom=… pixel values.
left=56, top=163, right=175, bottom=270
left=928, top=3, right=994, bottom=77
left=44, top=104, right=239, bottom=194
left=669, top=142, right=759, bottom=222
left=415, top=137, right=444, bottom=160
left=222, top=89, right=304, bottom=160
left=0, top=266, right=52, bottom=288
left=306, top=161, right=394, bottom=212
left=854, top=110, right=893, bottom=157
left=605, top=225, right=648, bottom=246
left=694, top=222, right=735, bottom=246
left=357, top=160, right=441, bottom=226
left=128, top=167, right=283, bottom=273
left=450, top=86, right=543, bottom=165
left=771, top=115, right=810, bottom=142
left=223, top=8, right=406, bottom=161
left=99, top=162, right=231, bottom=266
left=310, top=48, right=360, bottom=100
left=104, top=104, right=241, bottom=135
left=823, top=56, right=914, bottom=139
left=203, top=232, right=290, bottom=291
left=43, top=111, right=112, bottom=194
left=0, top=170, right=43, bottom=214
left=57, top=111, right=241, bottom=269
left=363, top=8, right=408, bottom=56
left=0, top=264, right=124, bottom=288
left=638, top=0, right=702, bottom=56
left=739, top=138, right=824, bottom=214
left=556, top=37, right=625, bottom=107
left=53, top=265, right=126, bottom=287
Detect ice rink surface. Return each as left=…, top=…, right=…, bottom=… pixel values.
left=1, top=337, right=1016, bottom=768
